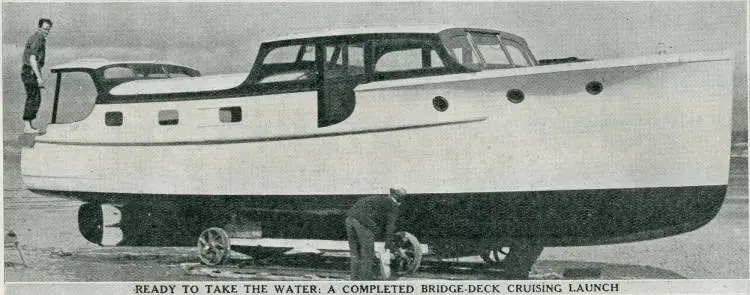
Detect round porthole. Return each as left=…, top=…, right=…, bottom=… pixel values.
left=433, top=96, right=449, bottom=112
left=507, top=89, right=525, bottom=104
left=586, top=81, right=603, bottom=95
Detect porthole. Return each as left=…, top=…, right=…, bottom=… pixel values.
left=507, top=89, right=525, bottom=104
left=586, top=81, right=603, bottom=95
left=433, top=96, right=449, bottom=112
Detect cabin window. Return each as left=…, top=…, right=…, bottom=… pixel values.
left=325, top=44, right=346, bottom=78
left=373, top=39, right=444, bottom=72
left=504, top=41, right=531, bottom=67
left=54, top=71, right=97, bottom=123
left=265, top=45, right=313, bottom=64
left=162, top=71, right=193, bottom=78
left=158, top=110, right=179, bottom=125
left=143, top=65, right=200, bottom=78
left=103, top=67, right=136, bottom=79
left=431, top=51, right=444, bottom=68
left=146, top=72, right=171, bottom=78
left=348, top=44, right=366, bottom=75
left=470, top=33, right=512, bottom=69
left=375, top=49, right=421, bottom=71
left=150, top=65, right=200, bottom=78
left=98, top=64, right=200, bottom=93
left=219, top=107, right=242, bottom=123
left=258, top=44, right=317, bottom=83
left=105, top=112, right=123, bottom=126
left=324, top=43, right=366, bottom=78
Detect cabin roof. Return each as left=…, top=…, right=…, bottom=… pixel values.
left=109, top=73, right=248, bottom=96
left=263, top=25, right=456, bottom=43
left=50, top=59, right=195, bottom=71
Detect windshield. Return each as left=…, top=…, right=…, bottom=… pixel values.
left=445, top=32, right=534, bottom=70
left=470, top=33, right=512, bottom=69
left=444, top=35, right=482, bottom=71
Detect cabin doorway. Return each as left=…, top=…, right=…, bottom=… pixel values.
left=51, top=71, right=97, bottom=124
left=317, top=43, right=366, bottom=127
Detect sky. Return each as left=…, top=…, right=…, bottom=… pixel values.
left=2, top=2, right=747, bottom=141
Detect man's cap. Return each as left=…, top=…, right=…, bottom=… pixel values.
left=389, top=187, right=407, bottom=197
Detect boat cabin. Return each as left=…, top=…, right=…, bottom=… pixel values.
left=48, top=60, right=200, bottom=123
left=247, top=26, right=538, bottom=126
left=48, top=27, right=537, bottom=127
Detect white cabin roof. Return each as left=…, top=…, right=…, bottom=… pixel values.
left=264, top=25, right=455, bottom=43
left=50, top=59, right=193, bottom=71
left=109, top=73, right=248, bottom=96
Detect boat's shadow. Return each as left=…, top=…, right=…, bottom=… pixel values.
left=531, top=259, right=686, bottom=279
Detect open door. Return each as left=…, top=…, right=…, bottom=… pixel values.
left=50, top=70, right=97, bottom=124
left=317, top=43, right=367, bottom=127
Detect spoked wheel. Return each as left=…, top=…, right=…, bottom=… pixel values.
left=392, top=232, right=423, bottom=275
left=197, top=227, right=231, bottom=266
left=480, top=247, right=510, bottom=267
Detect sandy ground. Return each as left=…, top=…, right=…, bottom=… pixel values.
left=3, top=141, right=748, bottom=281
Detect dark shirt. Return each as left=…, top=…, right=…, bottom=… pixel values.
left=22, top=32, right=46, bottom=68
left=346, top=195, right=399, bottom=242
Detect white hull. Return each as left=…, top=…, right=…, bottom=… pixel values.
left=22, top=52, right=734, bottom=196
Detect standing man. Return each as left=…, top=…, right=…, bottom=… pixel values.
left=345, top=187, right=406, bottom=280
left=21, top=18, right=52, bottom=133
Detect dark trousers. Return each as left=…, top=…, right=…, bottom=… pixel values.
left=21, top=66, right=41, bottom=121
left=345, top=217, right=377, bottom=280
left=503, top=241, right=544, bottom=279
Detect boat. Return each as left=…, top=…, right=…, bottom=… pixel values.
left=21, top=26, right=734, bottom=273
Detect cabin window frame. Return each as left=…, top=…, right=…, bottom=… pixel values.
left=461, top=31, right=539, bottom=69
left=501, top=38, right=533, bottom=67
left=251, top=42, right=320, bottom=88
left=323, top=42, right=367, bottom=79
left=369, top=36, right=455, bottom=81
left=467, top=32, right=517, bottom=70
left=444, top=33, right=484, bottom=71
left=95, top=64, right=201, bottom=94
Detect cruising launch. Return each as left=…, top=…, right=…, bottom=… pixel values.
left=21, top=26, right=734, bottom=273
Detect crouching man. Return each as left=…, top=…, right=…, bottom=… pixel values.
left=345, top=187, right=406, bottom=280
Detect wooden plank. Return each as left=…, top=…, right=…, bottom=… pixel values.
left=229, top=238, right=429, bottom=254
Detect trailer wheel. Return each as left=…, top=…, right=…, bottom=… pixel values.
left=393, top=232, right=422, bottom=275
left=198, top=227, right=231, bottom=266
